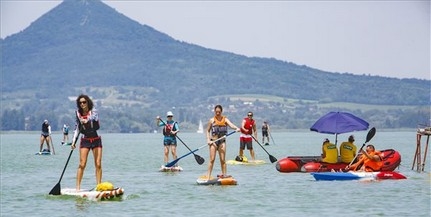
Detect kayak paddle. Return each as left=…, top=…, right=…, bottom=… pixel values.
left=251, top=135, right=278, bottom=163
left=165, top=131, right=236, bottom=167
left=347, top=127, right=376, bottom=169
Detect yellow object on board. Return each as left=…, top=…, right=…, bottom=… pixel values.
left=96, top=182, right=114, bottom=191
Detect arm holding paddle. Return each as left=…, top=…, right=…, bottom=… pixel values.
left=345, top=145, right=365, bottom=171
left=165, top=131, right=237, bottom=168
left=344, top=127, right=376, bottom=171
left=156, top=112, right=180, bottom=166
left=70, top=125, right=79, bottom=150
left=156, top=116, right=179, bottom=135
left=158, top=118, right=205, bottom=165
left=207, top=117, right=240, bottom=146
left=347, top=144, right=382, bottom=171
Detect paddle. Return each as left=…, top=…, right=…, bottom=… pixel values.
left=269, top=132, right=277, bottom=146
left=251, top=135, right=278, bottom=163
left=346, top=127, right=376, bottom=169
left=158, top=119, right=205, bottom=165
left=165, top=131, right=236, bottom=167
left=49, top=135, right=55, bottom=155
left=49, top=132, right=80, bottom=195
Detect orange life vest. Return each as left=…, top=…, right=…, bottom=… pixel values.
left=211, top=116, right=228, bottom=137
left=362, top=150, right=383, bottom=171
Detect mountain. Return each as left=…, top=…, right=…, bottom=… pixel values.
left=1, top=0, right=430, bottom=132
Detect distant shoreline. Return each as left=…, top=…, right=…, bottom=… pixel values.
left=0, top=128, right=420, bottom=134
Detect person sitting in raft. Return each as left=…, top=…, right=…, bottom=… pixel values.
left=345, top=144, right=382, bottom=172
left=321, top=138, right=338, bottom=163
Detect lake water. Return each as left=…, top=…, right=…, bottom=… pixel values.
left=1, top=130, right=430, bottom=217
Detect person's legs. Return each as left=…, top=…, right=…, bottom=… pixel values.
left=219, top=143, right=227, bottom=175
left=39, top=135, right=45, bottom=152
left=206, top=144, right=217, bottom=179
left=76, top=147, right=90, bottom=190
left=93, top=147, right=102, bottom=185
left=247, top=141, right=255, bottom=160
left=171, top=144, right=178, bottom=160
left=239, top=140, right=245, bottom=157
left=170, top=144, right=178, bottom=166
left=163, top=145, right=169, bottom=163
left=46, top=136, right=51, bottom=151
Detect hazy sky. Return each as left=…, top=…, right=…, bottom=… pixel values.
left=1, top=0, right=429, bottom=80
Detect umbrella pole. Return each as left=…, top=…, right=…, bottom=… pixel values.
left=335, top=134, right=338, bottom=146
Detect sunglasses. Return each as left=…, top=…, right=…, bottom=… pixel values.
left=167, top=116, right=173, bottom=118
left=248, top=114, right=253, bottom=117
left=79, top=101, right=87, bottom=104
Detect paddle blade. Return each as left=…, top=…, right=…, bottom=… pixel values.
left=49, top=183, right=61, bottom=195
left=195, top=154, right=205, bottom=165
left=269, top=155, right=278, bottom=163
left=365, top=127, right=376, bottom=143
left=165, top=159, right=179, bottom=168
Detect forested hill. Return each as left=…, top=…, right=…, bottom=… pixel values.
left=1, top=0, right=429, bottom=132
left=2, top=0, right=428, bottom=106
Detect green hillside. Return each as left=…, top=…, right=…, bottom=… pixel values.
left=1, top=0, right=429, bottom=132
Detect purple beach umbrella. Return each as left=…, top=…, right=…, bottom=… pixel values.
left=310, top=111, right=369, bottom=145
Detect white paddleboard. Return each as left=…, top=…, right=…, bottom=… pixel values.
left=61, top=188, right=124, bottom=201
left=159, top=165, right=183, bottom=172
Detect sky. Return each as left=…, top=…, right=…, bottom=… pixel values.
left=1, top=0, right=430, bottom=80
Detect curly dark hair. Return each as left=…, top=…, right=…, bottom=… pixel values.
left=76, top=94, right=94, bottom=114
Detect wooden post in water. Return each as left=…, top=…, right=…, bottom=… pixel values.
left=412, top=126, right=430, bottom=172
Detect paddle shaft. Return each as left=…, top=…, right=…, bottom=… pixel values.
left=269, top=132, right=276, bottom=146
left=251, top=135, right=278, bottom=163
left=49, top=131, right=80, bottom=195
left=348, top=144, right=366, bottom=168
left=58, top=149, right=74, bottom=182
left=347, top=127, right=376, bottom=168
left=165, top=131, right=236, bottom=167
left=60, top=131, right=81, bottom=181
left=50, top=135, right=56, bottom=155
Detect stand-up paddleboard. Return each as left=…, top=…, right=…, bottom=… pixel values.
left=196, top=175, right=237, bottom=186
left=61, top=187, right=124, bottom=201
left=35, top=149, right=52, bottom=155
left=159, top=165, right=183, bottom=172
left=311, top=171, right=407, bottom=181
left=61, top=142, right=72, bottom=146
left=227, top=159, right=266, bottom=165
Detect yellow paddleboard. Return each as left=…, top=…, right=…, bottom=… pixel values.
left=227, top=159, right=266, bottom=165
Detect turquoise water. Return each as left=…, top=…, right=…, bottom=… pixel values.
left=1, top=130, right=430, bottom=217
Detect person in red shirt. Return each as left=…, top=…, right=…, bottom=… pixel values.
left=238, top=111, right=258, bottom=161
